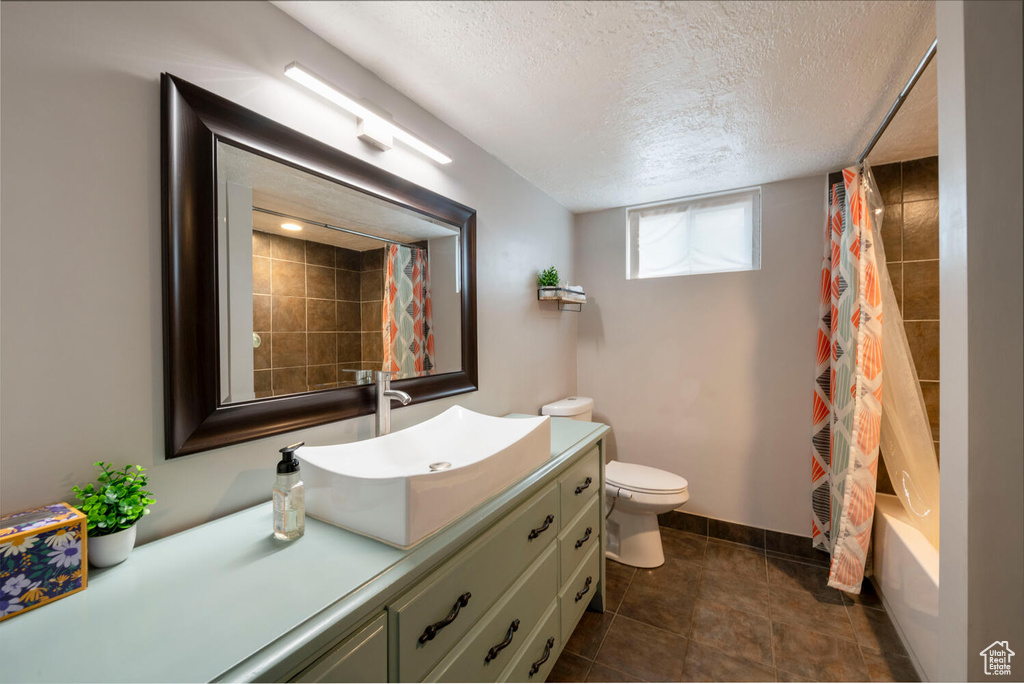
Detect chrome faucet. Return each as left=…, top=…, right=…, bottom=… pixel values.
left=375, top=370, right=411, bottom=437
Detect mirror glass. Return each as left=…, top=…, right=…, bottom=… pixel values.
left=215, top=141, right=462, bottom=403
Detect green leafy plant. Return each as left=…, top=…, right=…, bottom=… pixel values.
left=72, top=462, right=156, bottom=537
left=537, top=266, right=560, bottom=288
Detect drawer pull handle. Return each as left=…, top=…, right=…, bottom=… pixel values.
left=418, top=592, right=471, bottom=644
left=575, top=477, right=593, bottom=495
left=574, top=527, right=593, bottom=549
left=528, top=514, right=555, bottom=540
left=529, top=637, right=555, bottom=676
left=575, top=576, right=593, bottom=603
left=484, top=618, right=520, bottom=663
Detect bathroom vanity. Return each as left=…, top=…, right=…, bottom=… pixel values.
left=0, top=417, right=608, bottom=683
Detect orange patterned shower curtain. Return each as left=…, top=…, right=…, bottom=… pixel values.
left=382, top=245, right=435, bottom=379
left=810, top=166, right=884, bottom=593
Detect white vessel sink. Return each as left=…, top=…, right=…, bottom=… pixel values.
left=296, top=406, right=551, bottom=547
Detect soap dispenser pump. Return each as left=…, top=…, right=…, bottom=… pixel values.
left=273, top=442, right=305, bottom=541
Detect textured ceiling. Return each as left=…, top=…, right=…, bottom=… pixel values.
left=274, top=1, right=937, bottom=212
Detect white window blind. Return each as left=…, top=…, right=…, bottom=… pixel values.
left=627, top=188, right=761, bottom=279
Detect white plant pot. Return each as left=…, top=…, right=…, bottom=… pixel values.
left=88, top=524, right=137, bottom=568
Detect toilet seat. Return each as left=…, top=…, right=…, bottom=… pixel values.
left=606, top=461, right=688, bottom=496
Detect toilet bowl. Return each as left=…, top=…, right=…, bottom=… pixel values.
left=605, top=461, right=689, bottom=568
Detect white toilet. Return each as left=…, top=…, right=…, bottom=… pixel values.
left=540, top=396, right=690, bottom=569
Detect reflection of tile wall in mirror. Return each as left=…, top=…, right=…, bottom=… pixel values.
left=217, top=140, right=463, bottom=403
left=252, top=230, right=384, bottom=399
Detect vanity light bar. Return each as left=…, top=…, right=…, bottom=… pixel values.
left=284, top=62, right=452, bottom=165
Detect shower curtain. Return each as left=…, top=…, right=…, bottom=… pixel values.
left=383, top=244, right=435, bottom=379
left=810, top=166, right=885, bottom=593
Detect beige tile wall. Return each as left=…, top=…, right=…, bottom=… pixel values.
left=252, top=231, right=383, bottom=398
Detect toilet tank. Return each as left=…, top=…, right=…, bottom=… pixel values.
left=541, top=396, right=594, bottom=422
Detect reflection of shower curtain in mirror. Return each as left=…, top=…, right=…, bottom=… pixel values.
left=383, top=245, right=435, bottom=379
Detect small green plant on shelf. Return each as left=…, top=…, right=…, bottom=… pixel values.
left=72, top=462, right=156, bottom=537
left=537, top=266, right=560, bottom=288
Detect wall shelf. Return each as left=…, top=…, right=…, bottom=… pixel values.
left=537, top=288, right=585, bottom=312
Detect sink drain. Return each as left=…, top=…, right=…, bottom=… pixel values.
left=428, top=461, right=452, bottom=472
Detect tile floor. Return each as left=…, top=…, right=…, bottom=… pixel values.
left=548, top=527, right=919, bottom=683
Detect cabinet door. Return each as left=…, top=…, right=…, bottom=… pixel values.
left=292, top=613, right=387, bottom=683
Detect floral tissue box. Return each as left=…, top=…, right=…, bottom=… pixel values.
left=0, top=502, right=87, bottom=621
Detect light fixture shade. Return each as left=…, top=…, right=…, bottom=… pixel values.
left=284, top=62, right=452, bottom=164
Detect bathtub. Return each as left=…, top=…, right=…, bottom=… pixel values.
left=872, top=493, right=939, bottom=681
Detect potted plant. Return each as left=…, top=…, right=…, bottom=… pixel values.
left=537, top=266, right=561, bottom=300
left=72, top=462, right=156, bottom=568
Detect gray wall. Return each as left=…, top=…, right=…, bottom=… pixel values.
left=937, top=1, right=1024, bottom=680
left=574, top=175, right=824, bottom=537
left=0, top=1, right=576, bottom=543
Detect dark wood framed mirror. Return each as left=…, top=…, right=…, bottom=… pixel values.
left=161, top=73, right=477, bottom=459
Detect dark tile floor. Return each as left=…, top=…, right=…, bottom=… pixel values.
left=548, top=527, right=919, bottom=683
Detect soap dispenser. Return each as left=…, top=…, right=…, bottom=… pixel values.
left=273, top=442, right=305, bottom=541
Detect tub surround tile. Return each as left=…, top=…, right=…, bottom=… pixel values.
left=304, top=241, right=335, bottom=268
left=307, top=333, right=336, bottom=366
left=254, top=370, right=271, bottom=398
left=335, top=247, right=361, bottom=272
left=307, top=363, right=337, bottom=390
left=272, top=296, right=306, bottom=332
left=253, top=294, right=272, bottom=332
left=920, top=381, right=940, bottom=440
left=271, top=332, right=306, bottom=369
left=680, top=640, right=776, bottom=683
left=888, top=263, right=903, bottom=315
left=253, top=335, right=272, bottom=371
left=272, top=367, right=306, bottom=395
left=362, top=332, right=383, bottom=363
left=252, top=231, right=271, bottom=257
left=336, top=269, right=359, bottom=301
left=253, top=257, right=272, bottom=295
left=271, top=259, right=306, bottom=297
left=361, top=269, right=384, bottom=301
left=902, top=260, right=939, bottom=320
left=307, top=298, right=337, bottom=332
left=337, top=332, right=362, bottom=364
left=658, top=510, right=709, bottom=536
left=595, top=615, right=688, bottom=682
left=904, top=321, right=939, bottom=381
left=900, top=157, right=938, bottom=203
left=337, top=301, right=361, bottom=332
left=901, top=200, right=939, bottom=261
left=689, top=600, right=773, bottom=667
left=306, top=265, right=336, bottom=300
left=880, top=204, right=903, bottom=261
left=270, top=233, right=305, bottom=262
left=361, top=248, right=384, bottom=271
left=772, top=621, right=869, bottom=682
left=872, top=163, right=902, bottom=206
left=708, top=519, right=766, bottom=548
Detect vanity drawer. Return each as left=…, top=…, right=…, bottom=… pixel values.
left=558, top=496, right=600, bottom=585
left=291, top=613, right=387, bottom=683
left=559, top=447, right=600, bottom=525
left=497, top=601, right=559, bottom=683
left=390, top=483, right=559, bottom=682
left=424, top=546, right=558, bottom=683
left=558, top=544, right=601, bottom=643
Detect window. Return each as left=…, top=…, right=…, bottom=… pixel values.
left=627, top=188, right=761, bottom=279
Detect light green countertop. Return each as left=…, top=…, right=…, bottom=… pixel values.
left=0, top=417, right=608, bottom=683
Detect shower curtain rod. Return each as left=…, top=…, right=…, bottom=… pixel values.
left=251, top=205, right=422, bottom=251
left=857, top=38, right=938, bottom=164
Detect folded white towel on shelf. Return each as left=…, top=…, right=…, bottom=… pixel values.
left=562, top=284, right=585, bottom=294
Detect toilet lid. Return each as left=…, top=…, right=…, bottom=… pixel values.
left=606, top=461, right=688, bottom=495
